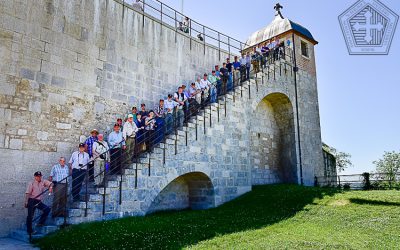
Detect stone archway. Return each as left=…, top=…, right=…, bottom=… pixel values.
left=251, top=92, right=297, bottom=184
left=147, top=172, right=215, bottom=214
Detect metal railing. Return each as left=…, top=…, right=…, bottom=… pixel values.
left=26, top=0, right=299, bottom=240
left=315, top=172, right=400, bottom=190
left=118, top=0, right=246, bottom=58
left=28, top=51, right=295, bottom=237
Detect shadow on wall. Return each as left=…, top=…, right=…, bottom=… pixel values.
left=147, top=172, right=215, bottom=214
left=252, top=92, right=297, bottom=184
left=35, top=185, right=339, bottom=249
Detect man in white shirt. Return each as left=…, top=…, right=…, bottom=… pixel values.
left=164, top=94, right=179, bottom=134
left=49, top=157, right=69, bottom=218
left=174, top=87, right=187, bottom=127
left=69, top=143, right=90, bottom=202
left=122, top=114, right=138, bottom=165
left=92, top=134, right=110, bottom=185
left=200, top=74, right=211, bottom=103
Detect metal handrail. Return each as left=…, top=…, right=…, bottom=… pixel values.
left=27, top=33, right=294, bottom=237
left=117, top=0, right=248, bottom=55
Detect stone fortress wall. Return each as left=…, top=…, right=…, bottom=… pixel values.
left=0, top=0, right=324, bottom=236
left=0, top=0, right=230, bottom=236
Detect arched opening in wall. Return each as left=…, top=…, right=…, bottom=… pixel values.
left=251, top=93, right=297, bottom=184
left=147, top=172, right=215, bottom=214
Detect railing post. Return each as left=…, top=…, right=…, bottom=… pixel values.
left=119, top=154, right=123, bottom=205
left=217, top=104, right=220, bottom=122
left=85, top=169, right=88, bottom=217
left=102, top=162, right=106, bottom=215
left=160, top=2, right=163, bottom=24
left=218, top=32, right=221, bottom=61
left=224, top=99, right=227, bottom=117
left=189, top=19, right=192, bottom=50
left=163, top=145, right=166, bottom=165
left=203, top=110, right=206, bottom=134
left=63, top=177, right=68, bottom=226
left=209, top=106, right=212, bottom=127
left=185, top=130, right=188, bottom=146
left=142, top=0, right=145, bottom=28
left=203, top=26, right=206, bottom=55
left=174, top=11, right=177, bottom=43
left=228, top=37, right=231, bottom=59
left=135, top=137, right=138, bottom=189
left=195, top=119, right=198, bottom=140
left=148, top=155, right=151, bottom=176
left=122, top=0, right=125, bottom=20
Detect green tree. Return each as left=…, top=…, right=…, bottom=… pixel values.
left=322, top=143, right=353, bottom=172
left=373, top=151, right=400, bottom=181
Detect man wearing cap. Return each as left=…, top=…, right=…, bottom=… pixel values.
left=25, top=171, right=53, bottom=234
left=69, top=143, right=91, bottom=202
left=49, top=157, right=69, bottom=218
left=122, top=114, right=139, bottom=164
left=84, top=129, right=98, bottom=182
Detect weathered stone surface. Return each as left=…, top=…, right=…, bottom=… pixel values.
left=0, top=0, right=325, bottom=238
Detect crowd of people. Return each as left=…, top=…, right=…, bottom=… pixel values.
left=23, top=35, right=292, bottom=235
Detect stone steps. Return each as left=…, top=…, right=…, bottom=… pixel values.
left=10, top=71, right=263, bottom=236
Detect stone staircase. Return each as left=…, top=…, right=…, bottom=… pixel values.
left=9, top=62, right=291, bottom=242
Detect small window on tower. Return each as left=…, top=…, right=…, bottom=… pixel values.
left=301, top=40, right=309, bottom=58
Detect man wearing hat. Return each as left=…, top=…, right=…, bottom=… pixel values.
left=122, top=114, right=139, bottom=164
left=85, top=129, right=98, bottom=182
left=69, top=143, right=91, bottom=202
left=25, top=171, right=53, bottom=234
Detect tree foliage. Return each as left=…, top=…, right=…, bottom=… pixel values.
left=373, top=151, right=400, bottom=180
left=322, top=143, right=353, bottom=172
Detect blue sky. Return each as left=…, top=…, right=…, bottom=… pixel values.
left=157, top=0, right=400, bottom=174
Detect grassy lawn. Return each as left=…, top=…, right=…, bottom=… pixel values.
left=36, top=185, right=400, bottom=249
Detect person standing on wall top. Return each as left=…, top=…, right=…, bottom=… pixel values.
left=69, top=143, right=90, bottom=202
left=25, top=171, right=53, bottom=235
left=123, top=114, right=139, bottom=164
left=108, top=123, right=126, bottom=175
left=49, top=157, right=69, bottom=218
left=132, top=0, right=143, bottom=11
left=84, top=129, right=98, bottom=182
left=92, top=134, right=110, bottom=183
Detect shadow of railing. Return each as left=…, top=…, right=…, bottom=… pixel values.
left=35, top=185, right=339, bottom=249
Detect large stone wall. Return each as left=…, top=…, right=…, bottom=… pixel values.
left=0, top=0, right=229, bottom=236
left=0, top=0, right=324, bottom=237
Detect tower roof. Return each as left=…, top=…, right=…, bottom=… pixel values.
left=244, top=5, right=318, bottom=49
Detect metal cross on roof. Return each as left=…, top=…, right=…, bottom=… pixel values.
left=274, top=3, right=284, bottom=19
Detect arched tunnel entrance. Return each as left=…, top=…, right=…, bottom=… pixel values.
left=251, top=92, right=297, bottom=184
left=147, top=172, right=215, bottom=214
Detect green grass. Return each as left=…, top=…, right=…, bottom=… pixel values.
left=36, top=185, right=400, bottom=249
